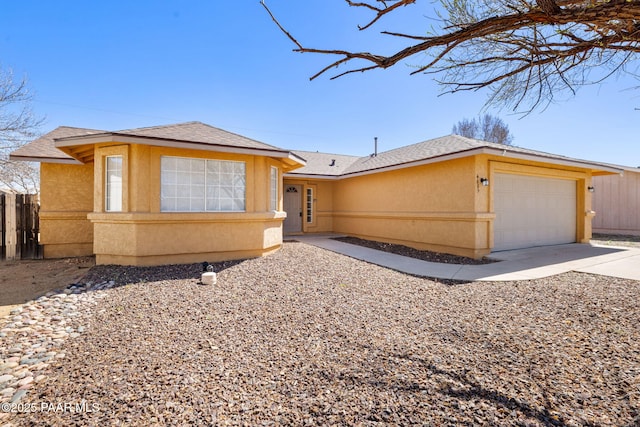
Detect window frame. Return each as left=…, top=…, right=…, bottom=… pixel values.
left=105, top=155, right=123, bottom=212
left=160, top=156, right=247, bottom=213
left=270, top=166, right=278, bottom=211
left=306, top=187, right=313, bottom=224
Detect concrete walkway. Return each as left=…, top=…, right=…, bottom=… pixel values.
left=293, top=235, right=640, bottom=281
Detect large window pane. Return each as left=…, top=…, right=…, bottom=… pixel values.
left=161, top=156, right=246, bottom=212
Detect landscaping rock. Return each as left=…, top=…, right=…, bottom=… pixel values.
left=3, top=243, right=640, bottom=426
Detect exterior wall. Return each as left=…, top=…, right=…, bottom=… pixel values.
left=38, top=141, right=601, bottom=263
left=289, top=154, right=596, bottom=259
left=39, top=162, right=94, bottom=258
left=88, top=212, right=284, bottom=266
left=282, top=178, right=335, bottom=233
left=593, top=169, right=640, bottom=235
left=89, top=143, right=287, bottom=266
left=330, top=156, right=491, bottom=258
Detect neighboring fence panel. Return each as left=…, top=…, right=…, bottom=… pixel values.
left=16, top=194, right=42, bottom=260
left=593, top=170, right=640, bottom=236
left=0, top=193, right=41, bottom=260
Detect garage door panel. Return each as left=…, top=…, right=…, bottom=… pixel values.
left=494, top=174, right=576, bottom=251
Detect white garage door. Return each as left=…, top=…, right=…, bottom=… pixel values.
left=493, top=174, right=576, bottom=251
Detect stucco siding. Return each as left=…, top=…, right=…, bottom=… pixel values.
left=39, top=162, right=94, bottom=258
left=88, top=143, right=288, bottom=265
left=335, top=157, right=477, bottom=213
left=290, top=154, right=597, bottom=259
left=331, top=157, right=490, bottom=258
left=89, top=212, right=285, bottom=265
left=593, top=170, right=640, bottom=235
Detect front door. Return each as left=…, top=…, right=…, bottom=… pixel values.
left=283, top=185, right=302, bottom=233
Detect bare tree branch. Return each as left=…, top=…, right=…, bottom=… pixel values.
left=346, top=0, right=417, bottom=31
left=263, top=0, right=640, bottom=112
left=0, top=66, right=43, bottom=193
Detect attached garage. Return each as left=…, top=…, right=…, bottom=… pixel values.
left=493, top=173, right=577, bottom=251
left=285, top=137, right=621, bottom=259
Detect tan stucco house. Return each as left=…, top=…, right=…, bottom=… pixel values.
left=11, top=121, right=621, bottom=265
left=592, top=166, right=640, bottom=236
left=10, top=122, right=305, bottom=265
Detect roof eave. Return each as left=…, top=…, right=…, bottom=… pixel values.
left=481, top=147, right=624, bottom=174
left=8, top=154, right=83, bottom=165
left=281, top=153, right=307, bottom=172
left=290, top=146, right=625, bottom=179
left=283, top=173, right=341, bottom=180
left=54, top=133, right=306, bottom=166
left=340, top=148, right=482, bottom=178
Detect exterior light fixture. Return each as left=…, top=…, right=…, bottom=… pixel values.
left=479, top=177, right=489, bottom=187
left=588, top=186, right=595, bottom=193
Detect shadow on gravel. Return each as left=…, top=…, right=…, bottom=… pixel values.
left=336, top=344, right=598, bottom=426
left=391, top=353, right=569, bottom=427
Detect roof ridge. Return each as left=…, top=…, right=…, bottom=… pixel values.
left=114, top=121, right=202, bottom=133
left=292, top=149, right=362, bottom=158
left=55, top=125, right=107, bottom=133
left=371, top=134, right=474, bottom=157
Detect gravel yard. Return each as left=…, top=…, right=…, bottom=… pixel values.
left=3, top=242, right=640, bottom=426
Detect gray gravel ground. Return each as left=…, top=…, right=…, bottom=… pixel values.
left=5, top=242, right=640, bottom=426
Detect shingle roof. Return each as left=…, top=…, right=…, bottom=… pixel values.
left=290, top=151, right=361, bottom=176
left=12, top=123, right=621, bottom=175
left=287, top=134, right=621, bottom=177
left=110, top=121, right=282, bottom=151
left=9, top=126, right=105, bottom=162
left=10, top=122, right=299, bottom=164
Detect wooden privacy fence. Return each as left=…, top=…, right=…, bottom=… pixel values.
left=0, top=193, right=42, bottom=261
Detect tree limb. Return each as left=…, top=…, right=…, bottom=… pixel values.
left=263, top=0, right=640, bottom=112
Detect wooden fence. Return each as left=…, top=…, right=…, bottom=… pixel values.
left=593, top=169, right=640, bottom=236
left=0, top=193, right=42, bottom=260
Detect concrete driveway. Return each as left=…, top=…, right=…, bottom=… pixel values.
left=296, top=235, right=640, bottom=281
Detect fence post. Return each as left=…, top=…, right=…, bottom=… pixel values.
left=1, top=194, right=5, bottom=260
left=4, top=195, right=16, bottom=260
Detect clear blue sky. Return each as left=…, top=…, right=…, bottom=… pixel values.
left=1, top=1, right=638, bottom=166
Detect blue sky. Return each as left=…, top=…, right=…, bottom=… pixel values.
left=1, top=1, right=638, bottom=166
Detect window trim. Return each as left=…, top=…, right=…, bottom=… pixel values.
left=105, top=155, right=123, bottom=212
left=160, top=156, right=247, bottom=213
left=270, top=166, right=278, bottom=211
left=306, top=187, right=313, bottom=224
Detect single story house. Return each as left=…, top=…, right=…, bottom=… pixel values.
left=11, top=121, right=621, bottom=265
left=592, top=166, right=640, bottom=236
left=10, top=122, right=305, bottom=265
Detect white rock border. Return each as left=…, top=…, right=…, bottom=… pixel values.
left=0, top=281, right=115, bottom=416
